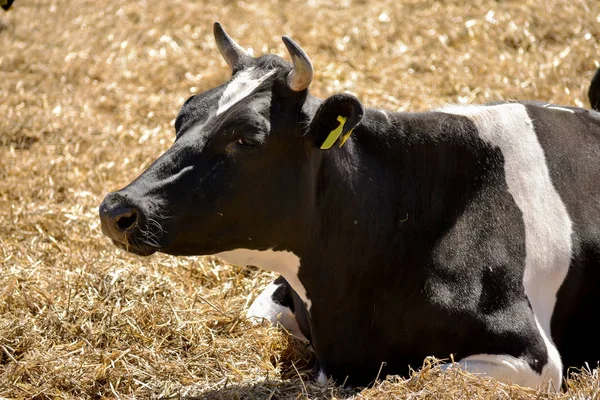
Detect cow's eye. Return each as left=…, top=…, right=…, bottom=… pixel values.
left=227, top=135, right=263, bottom=154
left=236, top=137, right=258, bottom=147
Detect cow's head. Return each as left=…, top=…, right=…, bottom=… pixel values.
left=99, top=23, right=364, bottom=257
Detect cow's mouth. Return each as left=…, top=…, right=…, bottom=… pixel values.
left=110, top=238, right=158, bottom=256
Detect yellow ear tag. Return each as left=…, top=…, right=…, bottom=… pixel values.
left=339, top=128, right=354, bottom=148
left=320, top=115, right=347, bottom=150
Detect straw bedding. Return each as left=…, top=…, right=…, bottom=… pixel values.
left=1, top=0, right=599, bottom=398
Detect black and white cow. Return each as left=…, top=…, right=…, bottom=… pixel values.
left=590, top=67, right=600, bottom=111
left=1, top=0, right=15, bottom=11
left=99, top=23, right=600, bottom=389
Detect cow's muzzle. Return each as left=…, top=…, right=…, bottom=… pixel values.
left=99, top=192, right=159, bottom=256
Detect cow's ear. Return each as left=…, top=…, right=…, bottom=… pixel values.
left=307, top=93, right=364, bottom=150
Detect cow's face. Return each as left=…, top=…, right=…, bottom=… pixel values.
left=99, top=23, right=363, bottom=257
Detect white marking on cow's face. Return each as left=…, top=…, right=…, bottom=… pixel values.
left=441, top=103, right=572, bottom=388
left=215, top=248, right=312, bottom=310
left=246, top=280, right=307, bottom=341
left=216, top=68, right=276, bottom=115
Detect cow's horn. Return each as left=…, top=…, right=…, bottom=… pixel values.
left=282, top=36, right=313, bottom=92
left=214, top=22, right=251, bottom=70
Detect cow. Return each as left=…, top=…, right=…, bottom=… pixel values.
left=590, top=67, right=600, bottom=111
left=99, top=23, right=600, bottom=389
left=1, top=0, right=15, bottom=11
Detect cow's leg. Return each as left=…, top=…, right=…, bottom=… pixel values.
left=247, top=275, right=308, bottom=341
left=435, top=306, right=562, bottom=390
left=442, top=352, right=560, bottom=390
left=440, top=287, right=563, bottom=390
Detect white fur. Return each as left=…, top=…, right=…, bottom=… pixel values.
left=216, top=68, right=276, bottom=115
left=246, top=280, right=307, bottom=341
left=442, top=354, right=553, bottom=389
left=441, top=103, right=573, bottom=389
left=546, top=106, right=575, bottom=114
left=377, top=109, right=390, bottom=123
left=542, top=104, right=575, bottom=114
left=215, top=248, right=312, bottom=310
left=317, top=369, right=327, bottom=384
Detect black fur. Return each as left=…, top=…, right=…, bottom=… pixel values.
left=589, top=68, right=600, bottom=111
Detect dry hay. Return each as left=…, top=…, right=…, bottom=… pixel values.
left=1, top=0, right=600, bottom=398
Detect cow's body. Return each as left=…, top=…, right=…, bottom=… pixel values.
left=100, top=24, right=600, bottom=389
left=220, top=101, right=600, bottom=387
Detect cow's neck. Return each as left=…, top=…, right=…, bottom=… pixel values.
left=297, top=107, right=485, bottom=312
left=220, top=107, right=483, bottom=315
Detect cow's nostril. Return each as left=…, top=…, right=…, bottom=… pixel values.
left=115, top=209, right=138, bottom=232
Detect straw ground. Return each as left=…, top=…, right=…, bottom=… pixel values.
left=1, top=0, right=599, bottom=398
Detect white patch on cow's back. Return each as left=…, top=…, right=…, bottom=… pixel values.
left=441, top=103, right=573, bottom=388
left=216, top=68, right=276, bottom=115
left=246, top=280, right=307, bottom=341
left=215, top=248, right=312, bottom=310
